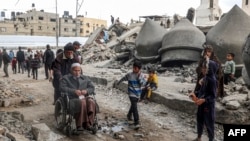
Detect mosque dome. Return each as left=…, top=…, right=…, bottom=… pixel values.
left=159, top=18, right=205, bottom=66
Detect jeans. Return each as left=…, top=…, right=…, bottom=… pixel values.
left=128, top=97, right=139, bottom=125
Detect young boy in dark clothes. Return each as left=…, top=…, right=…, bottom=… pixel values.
left=189, top=60, right=218, bottom=141
left=31, top=54, right=41, bottom=80
left=116, top=61, right=146, bottom=129
left=12, top=57, right=17, bottom=74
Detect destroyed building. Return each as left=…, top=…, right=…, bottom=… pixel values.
left=206, top=5, right=250, bottom=77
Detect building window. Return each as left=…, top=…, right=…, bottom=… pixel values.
left=86, top=23, right=90, bottom=27
left=31, top=16, right=33, bottom=20
left=64, top=28, right=68, bottom=32
left=96, top=24, right=99, bottom=27
left=53, top=27, right=56, bottom=31
left=65, top=19, right=68, bottom=23
left=80, top=28, right=83, bottom=33
left=50, top=18, right=56, bottom=22
left=86, top=30, right=89, bottom=33
left=0, top=27, right=6, bottom=32
left=247, top=0, right=249, bottom=5
left=72, top=29, right=76, bottom=32
left=73, top=20, right=76, bottom=24
left=80, top=21, right=83, bottom=25
left=210, top=0, right=214, bottom=8
left=38, top=16, right=44, bottom=20
left=38, top=26, right=42, bottom=30
left=16, top=28, right=18, bottom=31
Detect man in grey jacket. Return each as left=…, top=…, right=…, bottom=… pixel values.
left=60, top=63, right=96, bottom=131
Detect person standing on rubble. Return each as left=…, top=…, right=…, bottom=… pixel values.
left=223, top=53, right=236, bottom=85
left=115, top=61, right=146, bottom=129
left=194, top=44, right=224, bottom=98
left=111, top=15, right=114, bottom=24
left=189, top=59, right=218, bottom=141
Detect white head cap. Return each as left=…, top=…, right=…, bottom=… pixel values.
left=71, top=63, right=81, bottom=69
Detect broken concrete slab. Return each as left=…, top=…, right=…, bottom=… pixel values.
left=32, top=123, right=64, bottom=141
left=6, top=132, right=29, bottom=141
left=83, top=27, right=105, bottom=48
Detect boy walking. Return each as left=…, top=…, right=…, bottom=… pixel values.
left=116, top=61, right=146, bottom=129
left=12, top=57, right=17, bottom=74
left=223, top=53, right=235, bottom=85
left=189, top=60, right=218, bottom=141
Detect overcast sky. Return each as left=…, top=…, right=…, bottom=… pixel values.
left=0, top=0, right=242, bottom=25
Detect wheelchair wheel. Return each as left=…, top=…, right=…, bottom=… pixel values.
left=55, top=97, right=66, bottom=130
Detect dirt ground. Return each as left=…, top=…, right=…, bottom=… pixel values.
left=0, top=66, right=212, bottom=141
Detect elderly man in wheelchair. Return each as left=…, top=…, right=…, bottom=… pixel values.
left=55, top=63, right=98, bottom=135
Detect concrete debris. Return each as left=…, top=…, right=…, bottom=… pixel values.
left=0, top=111, right=33, bottom=140
left=32, top=123, right=64, bottom=141
left=0, top=80, right=34, bottom=107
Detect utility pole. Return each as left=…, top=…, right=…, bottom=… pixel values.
left=75, top=0, right=84, bottom=37
left=56, top=0, right=59, bottom=48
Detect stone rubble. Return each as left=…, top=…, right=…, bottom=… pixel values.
left=0, top=111, right=33, bottom=140
left=0, top=80, right=33, bottom=107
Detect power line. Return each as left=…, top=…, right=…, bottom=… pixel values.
left=15, top=0, right=20, bottom=6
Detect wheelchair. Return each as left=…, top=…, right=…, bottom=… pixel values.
left=54, top=92, right=99, bottom=136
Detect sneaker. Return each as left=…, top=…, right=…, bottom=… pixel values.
left=134, top=124, right=140, bottom=130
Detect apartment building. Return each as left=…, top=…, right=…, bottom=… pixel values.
left=242, top=0, right=250, bottom=15
left=0, top=9, right=107, bottom=37
left=77, top=16, right=107, bottom=37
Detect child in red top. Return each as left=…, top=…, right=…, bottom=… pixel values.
left=12, top=57, right=17, bottom=74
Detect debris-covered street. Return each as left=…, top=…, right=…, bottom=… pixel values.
left=0, top=63, right=227, bottom=141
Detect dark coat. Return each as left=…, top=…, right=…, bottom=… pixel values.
left=43, top=49, right=55, bottom=65
left=60, top=74, right=95, bottom=99
left=16, top=50, right=25, bottom=62
left=53, top=52, right=79, bottom=80
left=2, top=51, right=10, bottom=64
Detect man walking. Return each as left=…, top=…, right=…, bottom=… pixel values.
left=52, top=42, right=79, bottom=104
left=16, top=47, right=25, bottom=74
left=43, top=44, right=55, bottom=79
left=2, top=49, right=10, bottom=77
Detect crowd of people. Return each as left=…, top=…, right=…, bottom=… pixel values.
left=0, top=41, right=237, bottom=137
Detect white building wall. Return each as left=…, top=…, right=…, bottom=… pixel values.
left=242, top=0, right=250, bottom=15
left=195, top=0, right=222, bottom=26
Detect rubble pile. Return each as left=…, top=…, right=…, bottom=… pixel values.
left=0, top=111, right=33, bottom=140
left=82, top=21, right=142, bottom=66
left=82, top=42, right=116, bottom=64
left=0, top=80, right=33, bottom=107
left=219, top=79, right=250, bottom=110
